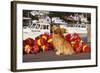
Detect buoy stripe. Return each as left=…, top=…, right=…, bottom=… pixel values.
left=38, top=39, right=41, bottom=46
left=71, top=41, right=75, bottom=44
left=42, top=36, right=47, bottom=40
left=83, top=44, right=87, bottom=51
left=47, top=39, right=52, bottom=43
left=41, top=45, right=45, bottom=51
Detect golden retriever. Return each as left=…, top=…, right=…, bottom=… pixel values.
left=52, top=24, right=75, bottom=55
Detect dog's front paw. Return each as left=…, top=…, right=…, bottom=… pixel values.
left=56, top=51, right=61, bottom=55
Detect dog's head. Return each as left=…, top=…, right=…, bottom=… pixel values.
left=51, top=24, right=67, bottom=34
left=52, top=24, right=61, bottom=34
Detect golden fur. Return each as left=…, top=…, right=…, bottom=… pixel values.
left=52, top=25, right=75, bottom=55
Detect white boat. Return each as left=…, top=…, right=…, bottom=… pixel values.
left=60, top=24, right=89, bottom=34
left=52, top=17, right=67, bottom=24
left=23, top=23, right=50, bottom=40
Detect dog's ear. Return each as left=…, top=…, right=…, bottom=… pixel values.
left=51, top=25, right=55, bottom=33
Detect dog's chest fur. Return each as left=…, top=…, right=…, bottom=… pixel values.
left=52, top=34, right=65, bottom=48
